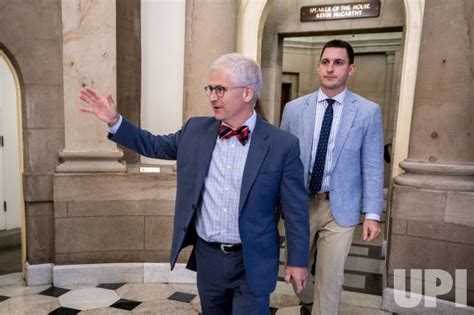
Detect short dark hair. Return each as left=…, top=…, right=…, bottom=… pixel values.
left=320, top=39, right=355, bottom=65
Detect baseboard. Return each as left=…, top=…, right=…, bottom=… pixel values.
left=25, top=262, right=196, bottom=287
left=382, top=288, right=473, bottom=314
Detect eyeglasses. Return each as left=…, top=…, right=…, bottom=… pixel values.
left=204, top=85, right=247, bottom=98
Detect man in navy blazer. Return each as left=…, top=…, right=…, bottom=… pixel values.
left=281, top=40, right=384, bottom=314
left=80, top=53, right=309, bottom=314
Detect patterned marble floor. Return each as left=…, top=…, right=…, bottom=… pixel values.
left=0, top=222, right=390, bottom=314
left=0, top=272, right=391, bottom=315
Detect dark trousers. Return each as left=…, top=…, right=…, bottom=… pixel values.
left=195, top=237, right=270, bottom=315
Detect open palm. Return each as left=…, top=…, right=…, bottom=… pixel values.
left=79, top=87, right=119, bottom=126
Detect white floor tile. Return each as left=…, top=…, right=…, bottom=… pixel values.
left=58, top=287, right=120, bottom=311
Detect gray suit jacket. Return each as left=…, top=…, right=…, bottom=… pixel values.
left=281, top=90, right=384, bottom=227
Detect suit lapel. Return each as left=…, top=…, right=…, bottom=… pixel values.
left=193, top=120, right=220, bottom=204
left=239, top=117, right=270, bottom=213
left=302, top=93, right=318, bottom=166
left=332, top=91, right=358, bottom=168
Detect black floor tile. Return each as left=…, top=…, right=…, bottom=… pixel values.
left=96, top=283, right=125, bottom=290
left=48, top=307, right=80, bottom=315
left=168, top=291, right=197, bottom=303
left=110, top=298, right=141, bottom=311
left=0, top=295, right=10, bottom=302
left=39, top=287, right=70, bottom=298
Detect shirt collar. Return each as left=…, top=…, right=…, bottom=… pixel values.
left=221, top=110, right=257, bottom=133
left=317, top=88, right=346, bottom=105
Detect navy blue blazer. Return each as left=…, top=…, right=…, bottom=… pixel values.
left=110, top=116, right=309, bottom=295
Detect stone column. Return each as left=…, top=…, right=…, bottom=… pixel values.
left=57, top=0, right=126, bottom=172
left=183, top=0, right=238, bottom=120
left=260, top=5, right=282, bottom=125
left=383, top=52, right=395, bottom=142
left=385, top=0, right=474, bottom=310
left=383, top=52, right=395, bottom=187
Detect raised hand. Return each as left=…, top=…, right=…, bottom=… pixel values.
left=79, top=87, right=120, bottom=126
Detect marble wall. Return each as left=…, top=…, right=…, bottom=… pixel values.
left=387, top=0, right=474, bottom=307
left=57, top=0, right=125, bottom=173
left=182, top=0, right=239, bottom=120
left=53, top=167, right=190, bottom=265
left=0, top=0, right=64, bottom=263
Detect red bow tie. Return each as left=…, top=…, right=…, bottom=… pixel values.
left=219, top=125, right=250, bottom=145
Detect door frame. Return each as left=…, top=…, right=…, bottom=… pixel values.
left=0, top=49, right=26, bottom=275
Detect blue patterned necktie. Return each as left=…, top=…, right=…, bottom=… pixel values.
left=308, top=99, right=335, bottom=194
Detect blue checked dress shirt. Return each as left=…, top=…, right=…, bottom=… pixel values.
left=310, top=89, right=345, bottom=193
left=195, top=111, right=257, bottom=244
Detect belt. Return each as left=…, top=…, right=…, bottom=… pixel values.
left=204, top=240, right=243, bottom=254
left=309, top=191, right=330, bottom=200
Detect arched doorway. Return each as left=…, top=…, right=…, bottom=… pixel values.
left=237, top=0, right=425, bottom=307
left=0, top=49, right=25, bottom=275
left=237, top=0, right=424, bottom=178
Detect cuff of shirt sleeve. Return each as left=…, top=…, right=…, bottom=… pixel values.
left=364, top=213, right=380, bottom=221
left=108, top=115, right=123, bottom=134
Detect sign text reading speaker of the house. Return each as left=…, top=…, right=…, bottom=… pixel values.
left=301, top=1, right=380, bottom=22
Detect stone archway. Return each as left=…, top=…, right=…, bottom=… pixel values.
left=237, top=0, right=425, bottom=177
left=236, top=0, right=274, bottom=63
left=236, top=0, right=427, bottom=307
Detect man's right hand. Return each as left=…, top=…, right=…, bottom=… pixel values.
left=79, top=87, right=120, bottom=126
left=284, top=266, right=308, bottom=294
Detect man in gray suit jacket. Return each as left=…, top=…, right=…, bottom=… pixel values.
left=80, top=53, right=309, bottom=315
left=281, top=40, right=384, bottom=315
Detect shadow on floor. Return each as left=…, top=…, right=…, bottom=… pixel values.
left=0, top=229, right=21, bottom=276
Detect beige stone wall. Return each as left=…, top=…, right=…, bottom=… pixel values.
left=388, top=186, right=474, bottom=305
left=388, top=0, right=474, bottom=306
left=0, top=0, right=64, bottom=264
left=182, top=0, right=238, bottom=120
left=282, top=47, right=317, bottom=98
left=53, top=167, right=190, bottom=265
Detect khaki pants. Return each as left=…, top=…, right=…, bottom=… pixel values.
left=298, top=197, right=355, bottom=315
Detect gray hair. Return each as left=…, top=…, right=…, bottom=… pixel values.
left=210, top=53, right=262, bottom=103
